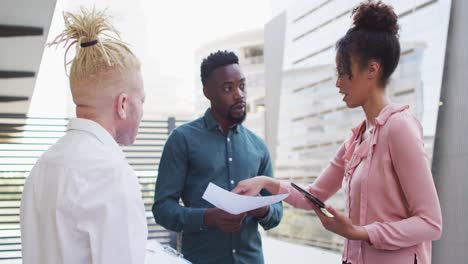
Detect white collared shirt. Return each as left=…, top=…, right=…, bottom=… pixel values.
left=20, top=118, right=148, bottom=264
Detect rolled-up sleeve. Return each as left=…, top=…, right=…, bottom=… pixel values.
left=152, top=130, right=206, bottom=233
left=364, top=114, right=442, bottom=250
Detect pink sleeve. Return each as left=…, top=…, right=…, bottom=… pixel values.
left=278, top=143, right=346, bottom=210
left=364, top=114, right=442, bottom=250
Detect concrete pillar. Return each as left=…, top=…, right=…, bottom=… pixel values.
left=264, top=12, right=286, bottom=168
left=432, top=1, right=468, bottom=262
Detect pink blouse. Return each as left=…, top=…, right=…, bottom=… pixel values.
left=280, top=104, right=442, bottom=264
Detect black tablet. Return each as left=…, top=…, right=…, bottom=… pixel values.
left=290, top=182, right=334, bottom=218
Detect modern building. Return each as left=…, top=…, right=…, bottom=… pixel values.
left=194, top=29, right=266, bottom=138
left=264, top=0, right=451, bottom=251
left=0, top=0, right=56, bottom=118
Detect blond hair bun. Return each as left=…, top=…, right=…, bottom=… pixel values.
left=48, top=7, right=140, bottom=85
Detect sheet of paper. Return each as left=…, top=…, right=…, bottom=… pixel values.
left=202, top=182, right=289, bottom=215
left=145, top=240, right=191, bottom=264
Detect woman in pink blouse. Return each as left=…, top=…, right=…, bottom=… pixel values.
left=233, top=1, right=442, bottom=263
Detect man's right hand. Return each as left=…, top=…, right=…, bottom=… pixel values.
left=203, top=208, right=246, bottom=233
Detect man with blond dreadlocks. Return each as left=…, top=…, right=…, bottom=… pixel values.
left=20, top=8, right=148, bottom=264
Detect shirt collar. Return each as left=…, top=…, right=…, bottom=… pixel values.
left=374, top=104, right=409, bottom=126
left=67, top=118, right=125, bottom=159
left=203, top=108, right=240, bottom=133
left=351, top=103, right=409, bottom=136
left=351, top=120, right=367, bottom=138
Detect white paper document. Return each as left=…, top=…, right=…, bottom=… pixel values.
left=145, top=240, right=191, bottom=264
left=202, top=182, right=289, bottom=215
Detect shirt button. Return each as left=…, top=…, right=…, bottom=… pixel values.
left=230, top=180, right=235, bottom=185
left=232, top=249, right=236, bottom=254
left=229, top=157, right=233, bottom=162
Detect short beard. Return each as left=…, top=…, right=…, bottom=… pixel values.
left=227, top=109, right=246, bottom=124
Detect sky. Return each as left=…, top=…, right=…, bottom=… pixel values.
left=29, top=0, right=274, bottom=118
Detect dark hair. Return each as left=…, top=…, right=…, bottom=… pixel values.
left=336, top=1, right=400, bottom=86
left=200, top=50, right=239, bottom=86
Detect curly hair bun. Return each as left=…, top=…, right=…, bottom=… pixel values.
left=352, top=1, right=399, bottom=34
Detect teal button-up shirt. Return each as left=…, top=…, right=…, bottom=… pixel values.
left=153, top=109, right=283, bottom=264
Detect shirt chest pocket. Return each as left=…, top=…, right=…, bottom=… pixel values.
left=189, top=146, right=225, bottom=175
left=373, top=154, right=399, bottom=191
left=233, top=148, right=264, bottom=180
